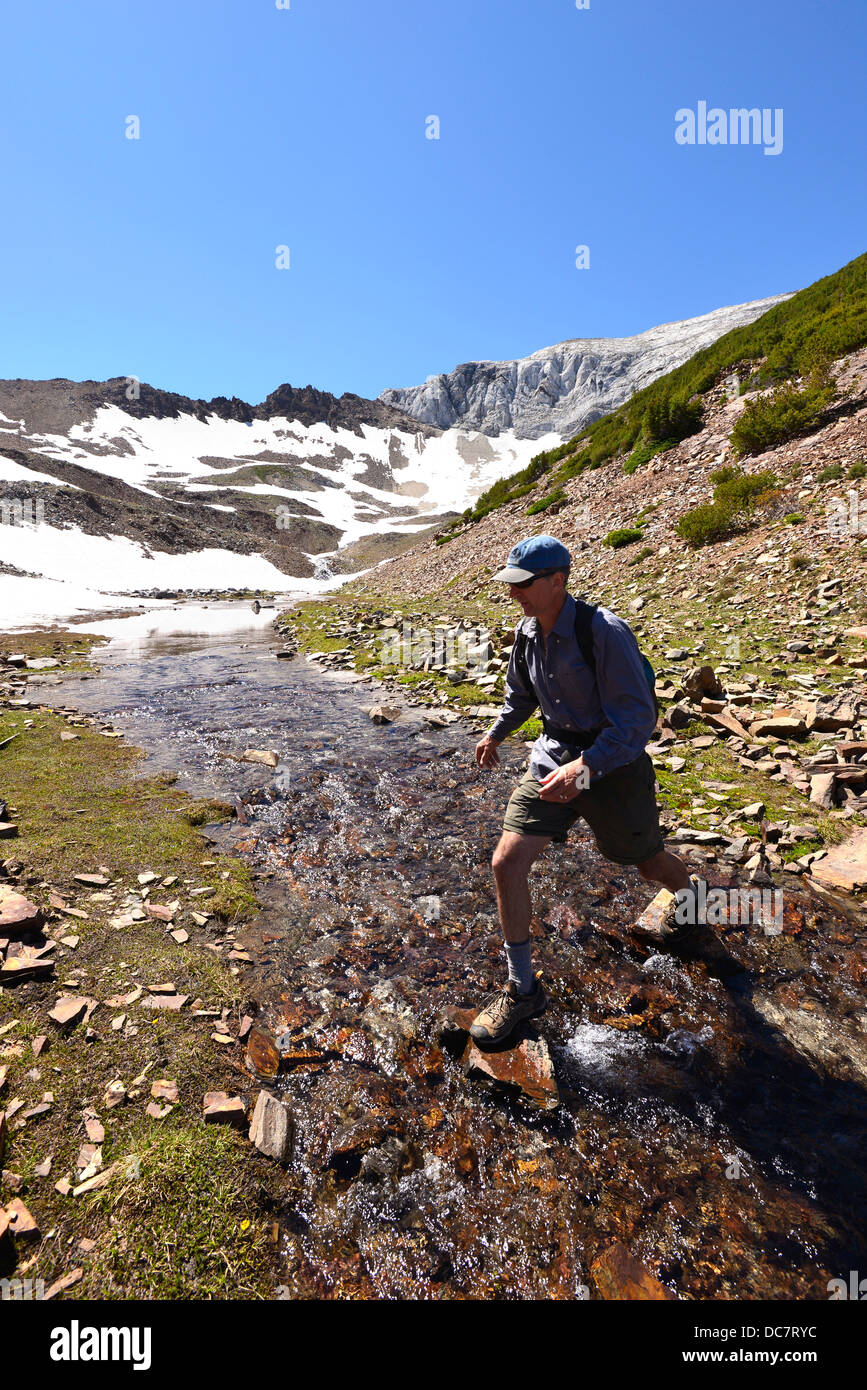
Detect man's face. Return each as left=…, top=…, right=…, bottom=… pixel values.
left=508, top=570, right=563, bottom=616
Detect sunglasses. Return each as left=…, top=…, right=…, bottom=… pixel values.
left=510, top=568, right=560, bottom=590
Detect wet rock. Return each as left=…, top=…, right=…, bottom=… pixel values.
left=249, top=1089, right=294, bottom=1162
left=246, top=1026, right=281, bottom=1079
left=809, top=829, right=867, bottom=891
left=438, top=1007, right=559, bottom=1110
left=242, top=748, right=279, bottom=767
left=367, top=705, right=401, bottom=724
left=591, top=1242, right=677, bottom=1300
left=631, top=888, right=674, bottom=942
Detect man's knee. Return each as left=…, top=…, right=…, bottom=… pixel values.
left=493, top=840, right=530, bottom=882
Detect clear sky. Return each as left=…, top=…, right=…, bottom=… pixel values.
left=1, top=0, right=864, bottom=405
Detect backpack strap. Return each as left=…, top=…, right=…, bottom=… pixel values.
left=573, top=598, right=597, bottom=674
left=513, top=625, right=535, bottom=700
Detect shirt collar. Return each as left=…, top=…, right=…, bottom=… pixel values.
left=526, top=591, right=576, bottom=640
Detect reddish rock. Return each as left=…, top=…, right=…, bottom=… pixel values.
left=203, top=1091, right=246, bottom=1126
left=0, top=888, right=43, bottom=934
left=439, top=1007, right=559, bottom=1110
left=73, top=873, right=110, bottom=887
left=810, top=830, right=867, bottom=892
left=49, top=995, right=88, bottom=1029
left=4, top=1197, right=39, bottom=1239
left=592, top=1242, right=677, bottom=1300
left=246, top=1027, right=281, bottom=1078
left=151, top=1079, right=178, bottom=1103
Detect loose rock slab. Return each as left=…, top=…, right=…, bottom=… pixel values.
left=249, top=1089, right=294, bottom=1161
left=809, top=829, right=867, bottom=892
left=203, top=1091, right=246, bottom=1126
left=438, top=1007, right=559, bottom=1110
left=591, top=1242, right=677, bottom=1300
left=0, top=888, right=43, bottom=934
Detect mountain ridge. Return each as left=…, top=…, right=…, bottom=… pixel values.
left=379, top=294, right=793, bottom=439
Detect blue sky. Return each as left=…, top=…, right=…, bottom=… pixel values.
left=1, top=0, right=864, bottom=405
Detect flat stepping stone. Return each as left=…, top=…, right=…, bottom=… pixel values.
left=438, top=1007, right=559, bottom=1110
left=809, top=828, right=867, bottom=892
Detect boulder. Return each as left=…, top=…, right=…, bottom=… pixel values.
left=809, top=772, right=838, bottom=809
left=0, top=888, right=43, bottom=934
left=750, top=715, right=808, bottom=739
left=683, top=665, right=723, bottom=701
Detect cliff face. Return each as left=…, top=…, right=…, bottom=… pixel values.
left=379, top=294, right=793, bottom=440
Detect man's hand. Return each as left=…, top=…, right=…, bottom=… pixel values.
left=538, top=757, right=590, bottom=801
left=475, top=735, right=502, bottom=768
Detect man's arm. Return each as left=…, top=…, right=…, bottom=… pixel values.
left=485, top=628, right=539, bottom=744
left=475, top=627, right=539, bottom=767
left=580, top=610, right=658, bottom=778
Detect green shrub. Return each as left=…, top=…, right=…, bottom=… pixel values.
left=731, top=371, right=836, bottom=457
left=675, top=467, right=777, bottom=548
left=817, top=463, right=845, bottom=482
left=627, top=544, right=655, bottom=566
left=526, top=488, right=566, bottom=515
left=848, top=460, right=867, bottom=479
left=602, top=527, right=644, bottom=548
left=675, top=502, right=738, bottom=547
left=623, top=438, right=677, bottom=474
left=784, top=512, right=805, bottom=524
left=708, top=464, right=740, bottom=485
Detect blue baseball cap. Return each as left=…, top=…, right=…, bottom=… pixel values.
left=493, top=535, right=572, bottom=583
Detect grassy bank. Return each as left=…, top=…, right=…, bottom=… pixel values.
left=0, top=644, right=286, bottom=1300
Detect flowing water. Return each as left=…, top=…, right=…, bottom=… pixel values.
left=35, top=603, right=867, bottom=1300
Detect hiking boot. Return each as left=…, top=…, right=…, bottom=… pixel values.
left=658, top=875, right=709, bottom=948
left=469, top=978, right=547, bottom=1047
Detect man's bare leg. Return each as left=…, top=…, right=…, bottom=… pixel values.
left=491, top=830, right=552, bottom=943
left=635, top=848, right=692, bottom=894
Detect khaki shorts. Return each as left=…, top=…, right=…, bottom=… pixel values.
left=501, top=752, right=665, bottom=866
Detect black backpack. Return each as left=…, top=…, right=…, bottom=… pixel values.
left=513, top=598, right=660, bottom=728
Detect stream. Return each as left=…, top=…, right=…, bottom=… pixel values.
left=32, top=602, right=867, bottom=1300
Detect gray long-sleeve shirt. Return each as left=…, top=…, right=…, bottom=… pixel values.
left=486, top=593, right=658, bottom=781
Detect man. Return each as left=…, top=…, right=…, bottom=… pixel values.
left=471, top=534, right=705, bottom=1046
